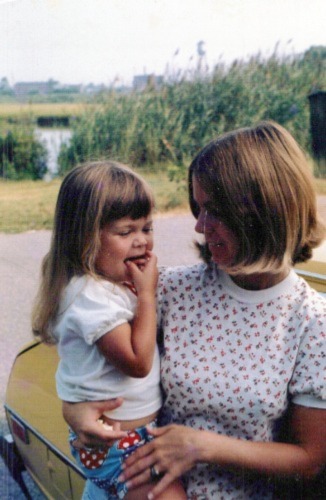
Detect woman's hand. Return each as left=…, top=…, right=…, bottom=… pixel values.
left=62, top=398, right=127, bottom=448
left=120, top=406, right=326, bottom=499
left=120, top=424, right=202, bottom=498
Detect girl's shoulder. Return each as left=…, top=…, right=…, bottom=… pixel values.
left=60, top=275, right=132, bottom=313
left=64, top=274, right=102, bottom=300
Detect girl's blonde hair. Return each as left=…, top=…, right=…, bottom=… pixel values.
left=189, top=121, right=326, bottom=275
left=32, top=160, right=154, bottom=343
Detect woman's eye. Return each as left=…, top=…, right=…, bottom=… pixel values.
left=207, top=208, right=220, bottom=218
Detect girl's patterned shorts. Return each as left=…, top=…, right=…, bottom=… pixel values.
left=69, top=420, right=157, bottom=499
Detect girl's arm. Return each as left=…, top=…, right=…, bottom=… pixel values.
left=120, top=403, right=326, bottom=499
left=97, top=251, right=158, bottom=378
left=62, top=398, right=127, bottom=447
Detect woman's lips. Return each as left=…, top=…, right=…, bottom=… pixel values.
left=207, top=241, right=223, bottom=248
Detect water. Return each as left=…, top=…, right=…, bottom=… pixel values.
left=35, top=127, right=72, bottom=179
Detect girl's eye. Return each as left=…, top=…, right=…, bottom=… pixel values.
left=143, top=227, right=153, bottom=233
left=119, top=231, right=131, bottom=236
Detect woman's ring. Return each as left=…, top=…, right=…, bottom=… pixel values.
left=150, top=465, right=162, bottom=480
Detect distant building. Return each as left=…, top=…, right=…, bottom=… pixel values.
left=13, top=81, right=83, bottom=98
left=82, top=83, right=106, bottom=94
left=133, top=74, right=164, bottom=91
left=13, top=81, right=51, bottom=98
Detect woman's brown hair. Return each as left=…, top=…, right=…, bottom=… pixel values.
left=189, top=121, right=325, bottom=275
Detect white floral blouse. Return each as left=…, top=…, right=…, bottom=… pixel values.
left=157, top=263, right=326, bottom=499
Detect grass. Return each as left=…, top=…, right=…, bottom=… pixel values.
left=314, top=177, right=326, bottom=195
left=0, top=179, right=60, bottom=233
left=0, top=170, right=189, bottom=233
left=1, top=174, right=325, bottom=234
left=0, top=102, right=87, bottom=119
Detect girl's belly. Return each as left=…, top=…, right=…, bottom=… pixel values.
left=101, top=409, right=159, bottom=431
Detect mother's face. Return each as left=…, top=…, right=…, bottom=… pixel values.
left=192, top=176, right=239, bottom=269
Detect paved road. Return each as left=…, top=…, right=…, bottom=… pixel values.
left=0, top=201, right=325, bottom=498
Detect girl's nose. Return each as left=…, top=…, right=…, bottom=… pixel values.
left=133, top=234, right=148, bottom=246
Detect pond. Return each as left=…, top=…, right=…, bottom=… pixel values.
left=36, top=127, right=72, bottom=179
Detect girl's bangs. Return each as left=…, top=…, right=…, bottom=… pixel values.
left=102, top=185, right=153, bottom=224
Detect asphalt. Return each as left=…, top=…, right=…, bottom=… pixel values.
left=0, top=202, right=325, bottom=498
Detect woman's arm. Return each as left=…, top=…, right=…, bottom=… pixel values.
left=120, top=404, right=326, bottom=499
left=97, top=251, right=158, bottom=378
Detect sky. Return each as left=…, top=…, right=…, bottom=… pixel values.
left=0, top=0, right=325, bottom=86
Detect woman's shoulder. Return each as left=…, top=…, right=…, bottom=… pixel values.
left=158, top=262, right=218, bottom=290
left=159, top=262, right=206, bottom=280
left=295, top=272, right=326, bottom=309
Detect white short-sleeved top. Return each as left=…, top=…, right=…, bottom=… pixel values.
left=54, top=275, right=162, bottom=420
left=158, top=263, right=326, bottom=498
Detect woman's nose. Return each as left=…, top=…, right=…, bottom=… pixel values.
left=195, top=212, right=205, bottom=234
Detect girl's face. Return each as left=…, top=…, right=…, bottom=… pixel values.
left=192, top=176, right=239, bottom=268
left=95, top=215, right=154, bottom=283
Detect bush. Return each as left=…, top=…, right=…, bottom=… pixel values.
left=58, top=46, right=326, bottom=177
left=0, top=120, right=47, bottom=180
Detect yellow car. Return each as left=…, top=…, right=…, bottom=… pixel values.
left=3, top=260, right=326, bottom=499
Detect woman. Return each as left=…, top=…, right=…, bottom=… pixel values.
left=63, top=121, right=326, bottom=499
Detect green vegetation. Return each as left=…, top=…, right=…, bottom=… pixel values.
left=0, top=103, right=87, bottom=180
left=59, top=46, right=326, bottom=178
left=0, top=118, right=47, bottom=180
left=1, top=174, right=325, bottom=234
left=0, top=179, right=60, bottom=232
left=0, top=46, right=325, bottom=181
left=0, top=170, right=189, bottom=233
left=315, top=177, right=326, bottom=195
left=0, top=102, right=87, bottom=120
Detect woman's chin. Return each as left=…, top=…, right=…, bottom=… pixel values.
left=209, top=245, right=227, bottom=263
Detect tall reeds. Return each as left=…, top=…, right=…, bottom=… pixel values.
left=58, top=46, right=325, bottom=178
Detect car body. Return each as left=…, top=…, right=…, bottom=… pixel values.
left=3, top=260, right=326, bottom=499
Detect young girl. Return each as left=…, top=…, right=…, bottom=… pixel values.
left=32, top=161, right=185, bottom=499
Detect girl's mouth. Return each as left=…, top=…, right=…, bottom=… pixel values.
left=124, top=255, right=147, bottom=268
left=124, top=254, right=146, bottom=262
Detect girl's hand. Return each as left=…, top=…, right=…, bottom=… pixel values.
left=125, top=250, right=158, bottom=296
left=62, top=398, right=127, bottom=448
left=120, top=424, right=201, bottom=498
